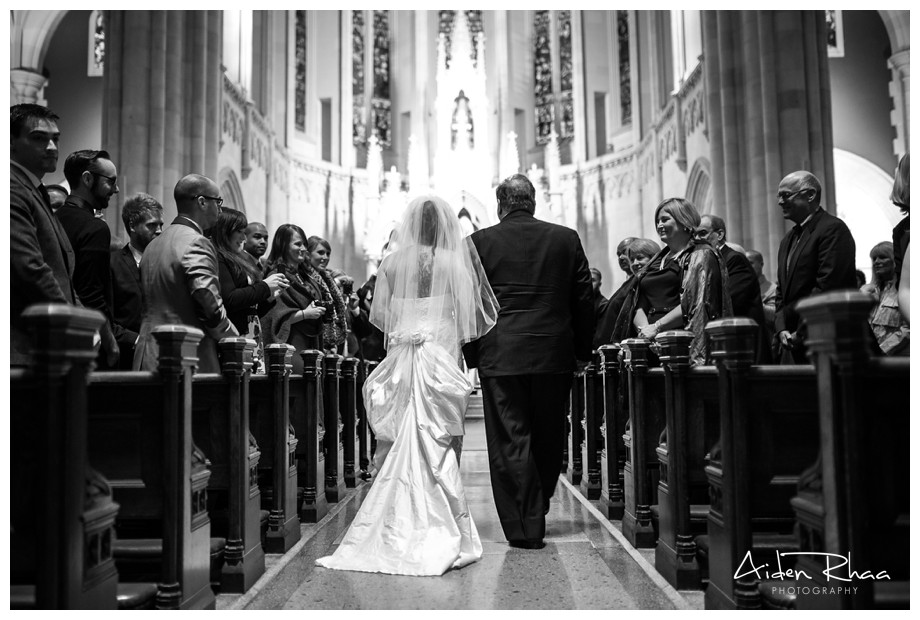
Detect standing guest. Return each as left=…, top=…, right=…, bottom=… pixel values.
left=133, top=174, right=238, bottom=373
left=212, top=209, right=289, bottom=373
left=891, top=153, right=909, bottom=286
left=110, top=193, right=163, bottom=369
left=612, top=198, right=731, bottom=365
left=899, top=245, right=910, bottom=324
left=698, top=214, right=770, bottom=362
left=590, top=267, right=609, bottom=323
left=745, top=249, right=778, bottom=340
left=304, top=236, right=349, bottom=354
left=243, top=220, right=270, bottom=273
left=462, top=174, right=595, bottom=550
left=355, top=273, right=386, bottom=362
left=855, top=269, right=867, bottom=290
left=10, top=103, right=76, bottom=366
left=56, top=149, right=121, bottom=367
left=45, top=183, right=68, bottom=212
left=774, top=171, right=857, bottom=364
left=860, top=241, right=909, bottom=355
left=260, top=224, right=327, bottom=374
left=593, top=237, right=638, bottom=346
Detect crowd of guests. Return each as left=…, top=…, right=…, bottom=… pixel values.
left=10, top=101, right=910, bottom=372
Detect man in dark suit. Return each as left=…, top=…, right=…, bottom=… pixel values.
left=56, top=149, right=121, bottom=367
left=774, top=170, right=857, bottom=364
left=697, top=214, right=771, bottom=362
left=10, top=103, right=77, bottom=366
left=110, top=193, right=164, bottom=369
left=462, top=174, right=595, bottom=549
left=243, top=221, right=269, bottom=273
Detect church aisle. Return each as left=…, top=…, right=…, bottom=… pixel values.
left=221, top=419, right=700, bottom=610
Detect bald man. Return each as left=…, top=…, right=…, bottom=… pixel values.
left=243, top=221, right=269, bottom=272
left=774, top=170, right=856, bottom=364
left=133, top=174, right=238, bottom=372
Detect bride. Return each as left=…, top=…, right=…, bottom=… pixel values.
left=315, top=195, right=499, bottom=576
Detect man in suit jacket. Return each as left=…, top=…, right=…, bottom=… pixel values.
left=698, top=214, right=771, bottom=362
left=462, top=174, right=595, bottom=549
left=133, top=174, right=238, bottom=373
left=10, top=103, right=77, bottom=366
left=56, top=149, right=121, bottom=367
left=774, top=170, right=857, bottom=364
left=110, top=193, right=164, bottom=369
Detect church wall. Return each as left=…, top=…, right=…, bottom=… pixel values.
left=582, top=10, right=613, bottom=162
left=508, top=11, right=539, bottom=173
left=43, top=10, right=104, bottom=190
left=391, top=10, right=416, bottom=175
left=828, top=10, right=898, bottom=176
left=314, top=11, right=342, bottom=166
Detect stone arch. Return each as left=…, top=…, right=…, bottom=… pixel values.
left=685, top=157, right=712, bottom=214
left=218, top=167, right=246, bottom=215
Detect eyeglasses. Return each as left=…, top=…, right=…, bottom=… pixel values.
left=90, top=171, right=118, bottom=185
left=195, top=194, right=224, bottom=207
left=777, top=188, right=809, bottom=202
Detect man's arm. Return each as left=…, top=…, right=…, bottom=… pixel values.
left=812, top=222, right=857, bottom=295
left=183, top=238, right=239, bottom=340
left=10, top=187, right=70, bottom=305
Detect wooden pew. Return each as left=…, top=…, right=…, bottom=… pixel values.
left=783, top=292, right=909, bottom=610
left=10, top=305, right=120, bottom=609
left=356, top=360, right=373, bottom=480
left=323, top=354, right=346, bottom=502
left=579, top=352, right=602, bottom=499
left=189, top=338, right=264, bottom=594
left=567, top=369, right=584, bottom=486
left=620, top=338, right=665, bottom=548
left=597, top=344, right=627, bottom=520
left=290, top=350, right=328, bottom=522
left=87, top=325, right=215, bottom=610
left=249, top=344, right=300, bottom=553
left=340, top=357, right=359, bottom=488
left=702, top=318, right=820, bottom=610
left=653, top=330, right=720, bottom=590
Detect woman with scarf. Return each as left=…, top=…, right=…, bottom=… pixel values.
left=611, top=197, right=732, bottom=365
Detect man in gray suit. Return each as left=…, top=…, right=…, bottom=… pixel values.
left=133, top=174, right=238, bottom=373
left=10, top=103, right=77, bottom=366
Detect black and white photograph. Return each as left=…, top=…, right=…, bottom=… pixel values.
left=7, top=7, right=911, bottom=611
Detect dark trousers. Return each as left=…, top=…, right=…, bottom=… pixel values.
left=480, top=373, right=572, bottom=542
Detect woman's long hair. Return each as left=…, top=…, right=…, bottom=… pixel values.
left=212, top=208, right=260, bottom=280
left=267, top=223, right=309, bottom=277
left=868, top=241, right=896, bottom=289
left=890, top=153, right=909, bottom=213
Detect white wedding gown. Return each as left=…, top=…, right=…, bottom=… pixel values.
left=315, top=296, right=482, bottom=575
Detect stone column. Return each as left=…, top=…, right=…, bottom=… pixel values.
left=102, top=11, right=223, bottom=229
left=340, top=10, right=355, bottom=169
left=570, top=10, right=587, bottom=163
left=10, top=68, right=49, bottom=105
left=702, top=10, right=835, bottom=281
left=888, top=49, right=910, bottom=157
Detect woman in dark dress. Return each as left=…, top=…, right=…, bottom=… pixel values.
left=212, top=209, right=289, bottom=373
left=613, top=198, right=731, bottom=365
left=260, top=224, right=327, bottom=374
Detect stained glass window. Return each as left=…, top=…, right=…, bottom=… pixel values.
left=534, top=11, right=554, bottom=145
left=617, top=10, right=631, bottom=125
left=88, top=10, right=105, bottom=77
left=371, top=10, right=391, bottom=147
left=295, top=11, right=307, bottom=132
left=353, top=11, right=367, bottom=146
left=557, top=11, right=574, bottom=138
left=826, top=10, right=844, bottom=57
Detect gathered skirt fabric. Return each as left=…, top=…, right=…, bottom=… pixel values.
left=315, top=338, right=482, bottom=576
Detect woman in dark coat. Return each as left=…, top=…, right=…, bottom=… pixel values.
left=212, top=208, right=288, bottom=373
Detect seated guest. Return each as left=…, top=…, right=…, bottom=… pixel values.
left=612, top=198, right=731, bottom=365
left=305, top=236, right=349, bottom=354
left=212, top=209, right=289, bottom=373
left=860, top=241, right=909, bottom=355
left=855, top=269, right=867, bottom=290
left=110, top=193, right=163, bottom=369
left=260, top=224, right=327, bottom=374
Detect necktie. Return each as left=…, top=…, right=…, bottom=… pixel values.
left=786, top=225, right=803, bottom=271
left=38, top=183, right=53, bottom=212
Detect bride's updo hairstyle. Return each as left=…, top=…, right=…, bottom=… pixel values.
left=369, top=194, right=499, bottom=349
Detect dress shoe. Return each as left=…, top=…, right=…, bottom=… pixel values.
left=509, top=539, right=545, bottom=550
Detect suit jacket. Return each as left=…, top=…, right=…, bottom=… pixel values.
left=110, top=244, right=144, bottom=368
left=56, top=196, right=113, bottom=319
left=462, top=209, right=595, bottom=376
left=775, top=207, right=857, bottom=338
left=217, top=254, right=271, bottom=335
left=10, top=163, right=77, bottom=364
left=720, top=244, right=770, bottom=362
left=133, top=217, right=239, bottom=373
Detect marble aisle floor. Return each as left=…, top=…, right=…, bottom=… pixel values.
left=221, top=418, right=703, bottom=610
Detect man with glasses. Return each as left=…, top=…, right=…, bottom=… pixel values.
left=697, top=214, right=771, bottom=362
left=56, top=149, right=122, bottom=367
left=133, top=174, right=238, bottom=373
left=774, top=170, right=856, bottom=364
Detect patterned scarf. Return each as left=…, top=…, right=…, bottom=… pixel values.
left=306, top=264, right=348, bottom=351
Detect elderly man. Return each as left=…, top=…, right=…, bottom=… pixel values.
left=774, top=171, right=856, bottom=364
left=462, top=173, right=594, bottom=549
left=697, top=214, right=770, bottom=361
left=133, top=174, right=238, bottom=372
left=10, top=103, right=76, bottom=366
left=110, top=193, right=164, bottom=369
left=56, top=149, right=121, bottom=367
